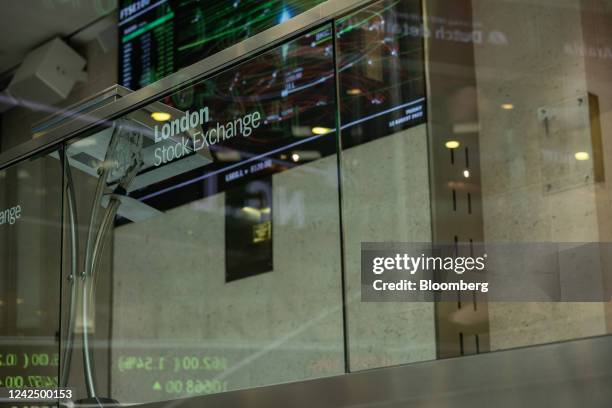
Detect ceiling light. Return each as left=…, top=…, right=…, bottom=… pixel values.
left=347, top=88, right=362, bottom=95
left=574, top=151, right=590, bottom=161
left=151, top=111, right=172, bottom=122
left=463, top=169, right=470, bottom=178
left=242, top=207, right=261, bottom=217
left=312, top=126, right=332, bottom=135
left=292, top=153, right=300, bottom=162
left=445, top=140, right=460, bottom=149
left=501, top=103, right=514, bottom=110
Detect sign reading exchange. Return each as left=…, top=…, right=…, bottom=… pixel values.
left=153, top=108, right=262, bottom=166
left=361, top=242, right=612, bottom=302
left=0, top=204, right=22, bottom=227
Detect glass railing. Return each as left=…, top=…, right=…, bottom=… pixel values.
left=0, top=151, right=63, bottom=391
left=0, top=0, right=611, bottom=405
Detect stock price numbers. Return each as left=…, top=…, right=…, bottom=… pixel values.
left=117, top=355, right=227, bottom=373
left=116, top=354, right=230, bottom=397
left=0, top=352, right=59, bottom=389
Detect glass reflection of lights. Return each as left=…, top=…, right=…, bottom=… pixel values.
left=150, top=112, right=172, bottom=122
left=445, top=140, right=460, bottom=149
left=575, top=151, right=590, bottom=161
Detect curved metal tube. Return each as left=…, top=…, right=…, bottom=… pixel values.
left=60, top=160, right=79, bottom=388
left=70, top=120, right=142, bottom=403
left=81, top=125, right=122, bottom=399
left=80, top=164, right=110, bottom=399
left=87, top=197, right=120, bottom=326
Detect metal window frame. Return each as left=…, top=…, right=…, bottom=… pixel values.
left=0, top=0, right=374, bottom=172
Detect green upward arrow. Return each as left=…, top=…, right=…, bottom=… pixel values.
left=153, top=381, right=162, bottom=391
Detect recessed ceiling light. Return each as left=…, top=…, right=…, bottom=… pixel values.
left=445, top=140, right=460, bottom=149
left=241, top=207, right=261, bottom=217
left=292, top=153, right=300, bottom=162
left=151, top=112, right=172, bottom=122
left=575, top=151, right=590, bottom=161
left=312, top=126, right=332, bottom=135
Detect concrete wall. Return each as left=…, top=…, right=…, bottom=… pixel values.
left=111, top=153, right=345, bottom=403
left=580, top=0, right=612, bottom=331
left=109, top=124, right=435, bottom=403
left=341, top=125, right=436, bottom=370
left=471, top=0, right=609, bottom=350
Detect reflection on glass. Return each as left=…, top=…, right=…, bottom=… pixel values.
left=337, top=0, right=433, bottom=371
left=63, top=24, right=344, bottom=404
left=470, top=0, right=612, bottom=354
left=119, top=0, right=327, bottom=90
left=337, top=0, right=426, bottom=148
left=339, top=0, right=612, bottom=371
left=1, top=0, right=605, bottom=403
left=0, top=154, right=62, bottom=389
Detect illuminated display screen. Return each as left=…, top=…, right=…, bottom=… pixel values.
left=335, top=0, right=427, bottom=147
left=122, top=24, right=337, bottom=212
left=118, top=0, right=426, bottom=151
left=114, top=349, right=232, bottom=397
left=119, top=0, right=326, bottom=90
left=111, top=346, right=341, bottom=400
left=0, top=349, right=59, bottom=388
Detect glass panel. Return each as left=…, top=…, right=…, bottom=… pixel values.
left=0, top=0, right=606, bottom=402
left=63, top=24, right=344, bottom=404
left=343, top=0, right=612, bottom=371
left=336, top=0, right=432, bottom=371
left=0, top=152, right=63, bottom=390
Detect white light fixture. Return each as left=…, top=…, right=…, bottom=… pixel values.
left=445, top=140, right=460, bottom=149
left=463, top=169, right=470, bottom=178
left=574, top=151, right=590, bottom=161
left=312, top=126, right=332, bottom=135
left=242, top=207, right=261, bottom=217
left=291, top=153, right=300, bottom=162
left=150, top=111, right=171, bottom=122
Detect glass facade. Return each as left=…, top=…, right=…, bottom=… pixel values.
left=0, top=0, right=611, bottom=405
